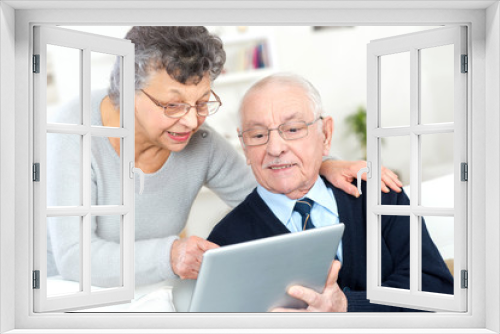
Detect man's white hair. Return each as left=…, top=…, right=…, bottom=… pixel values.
left=237, top=72, right=324, bottom=128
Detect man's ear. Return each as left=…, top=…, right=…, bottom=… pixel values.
left=322, top=116, right=334, bottom=156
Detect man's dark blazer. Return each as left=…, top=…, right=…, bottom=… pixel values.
left=207, top=178, right=454, bottom=312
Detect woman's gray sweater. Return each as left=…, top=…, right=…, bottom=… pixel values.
left=47, top=90, right=256, bottom=287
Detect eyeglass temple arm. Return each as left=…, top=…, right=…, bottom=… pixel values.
left=211, top=90, right=222, bottom=106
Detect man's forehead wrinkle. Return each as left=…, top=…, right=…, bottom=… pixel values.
left=242, top=84, right=311, bottom=128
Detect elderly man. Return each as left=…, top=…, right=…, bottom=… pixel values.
left=207, top=73, right=453, bottom=312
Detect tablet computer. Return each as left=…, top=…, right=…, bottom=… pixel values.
left=182, top=223, right=344, bottom=312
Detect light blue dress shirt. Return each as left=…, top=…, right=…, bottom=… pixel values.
left=256, top=177, right=343, bottom=262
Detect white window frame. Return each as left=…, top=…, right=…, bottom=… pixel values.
left=1, top=1, right=498, bottom=333
left=366, top=26, right=467, bottom=312
left=32, top=25, right=136, bottom=312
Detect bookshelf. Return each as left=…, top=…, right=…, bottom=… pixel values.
left=207, top=31, right=277, bottom=151
left=216, top=33, right=276, bottom=83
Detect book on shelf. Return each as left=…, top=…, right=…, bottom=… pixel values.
left=233, top=41, right=271, bottom=73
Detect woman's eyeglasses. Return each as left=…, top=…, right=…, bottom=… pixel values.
left=140, top=89, right=222, bottom=118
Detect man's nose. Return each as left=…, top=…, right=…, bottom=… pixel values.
left=266, top=129, right=287, bottom=157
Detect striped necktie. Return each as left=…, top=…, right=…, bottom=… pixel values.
left=293, top=198, right=315, bottom=230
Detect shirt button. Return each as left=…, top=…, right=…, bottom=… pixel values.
left=201, top=132, right=208, bottom=138
left=343, top=287, right=351, bottom=293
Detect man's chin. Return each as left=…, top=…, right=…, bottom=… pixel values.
left=264, top=178, right=313, bottom=199
left=267, top=183, right=302, bottom=198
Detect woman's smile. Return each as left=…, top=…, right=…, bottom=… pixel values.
left=166, top=130, right=192, bottom=142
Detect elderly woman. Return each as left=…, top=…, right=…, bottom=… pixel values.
left=47, top=26, right=401, bottom=287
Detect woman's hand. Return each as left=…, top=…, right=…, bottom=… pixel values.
left=170, top=236, right=219, bottom=279
left=320, top=159, right=403, bottom=197
left=271, top=260, right=347, bottom=312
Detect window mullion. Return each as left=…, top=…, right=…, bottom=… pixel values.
left=366, top=48, right=380, bottom=297
left=372, top=205, right=454, bottom=216
left=81, top=214, right=90, bottom=295
left=410, top=214, right=419, bottom=293
left=81, top=48, right=92, bottom=295
left=121, top=49, right=135, bottom=292
left=372, top=124, right=454, bottom=137
left=46, top=124, right=131, bottom=138
left=410, top=47, right=420, bottom=294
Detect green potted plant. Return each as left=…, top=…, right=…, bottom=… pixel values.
left=345, top=105, right=367, bottom=160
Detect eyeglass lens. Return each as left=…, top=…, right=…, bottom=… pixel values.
left=141, top=89, right=221, bottom=118
left=163, top=101, right=220, bottom=118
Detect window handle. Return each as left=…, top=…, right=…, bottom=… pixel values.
left=356, top=161, right=371, bottom=195
left=129, top=162, right=145, bottom=195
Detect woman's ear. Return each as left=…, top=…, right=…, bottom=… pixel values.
left=237, top=128, right=251, bottom=165
left=237, top=128, right=245, bottom=149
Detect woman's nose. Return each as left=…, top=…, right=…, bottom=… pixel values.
left=179, top=106, right=199, bottom=129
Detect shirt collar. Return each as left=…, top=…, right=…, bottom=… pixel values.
left=307, top=176, right=338, bottom=216
left=256, top=176, right=337, bottom=225
left=256, top=185, right=296, bottom=225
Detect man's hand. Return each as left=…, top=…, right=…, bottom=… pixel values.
left=171, top=236, right=219, bottom=279
left=320, top=159, right=403, bottom=197
left=271, top=260, right=347, bottom=312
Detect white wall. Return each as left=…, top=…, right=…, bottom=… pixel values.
left=0, top=2, right=16, bottom=333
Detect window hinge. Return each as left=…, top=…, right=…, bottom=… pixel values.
left=461, top=270, right=468, bottom=289
left=461, top=54, right=468, bottom=73
left=33, top=54, right=40, bottom=73
left=33, top=163, right=40, bottom=182
left=461, top=162, right=468, bottom=181
left=33, top=270, right=40, bottom=289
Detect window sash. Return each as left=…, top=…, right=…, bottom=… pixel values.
left=32, top=25, right=136, bottom=312
left=366, top=26, right=468, bottom=312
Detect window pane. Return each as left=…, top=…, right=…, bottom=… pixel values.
left=420, top=45, right=454, bottom=124
left=421, top=133, right=454, bottom=207
left=91, top=51, right=120, bottom=127
left=91, top=215, right=122, bottom=291
left=380, top=52, right=410, bottom=128
left=47, top=133, right=81, bottom=207
left=46, top=44, right=82, bottom=125
left=47, top=216, right=81, bottom=297
left=381, top=215, right=410, bottom=290
left=380, top=136, right=411, bottom=199
left=421, top=216, right=454, bottom=294
left=91, top=136, right=122, bottom=205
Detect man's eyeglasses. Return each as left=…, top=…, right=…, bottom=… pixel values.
left=140, top=89, right=222, bottom=118
left=238, top=116, right=323, bottom=146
